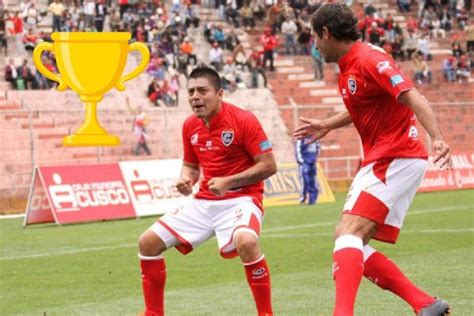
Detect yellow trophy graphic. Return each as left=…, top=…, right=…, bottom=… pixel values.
left=33, top=32, right=150, bottom=146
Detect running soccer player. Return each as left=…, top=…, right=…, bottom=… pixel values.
left=294, top=3, right=452, bottom=316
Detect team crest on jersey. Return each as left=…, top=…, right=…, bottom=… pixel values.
left=221, top=130, right=234, bottom=146
left=348, top=75, right=357, bottom=95
left=191, top=133, right=199, bottom=145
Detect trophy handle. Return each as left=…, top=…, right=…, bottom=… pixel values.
left=116, top=42, right=150, bottom=91
left=33, top=42, right=68, bottom=91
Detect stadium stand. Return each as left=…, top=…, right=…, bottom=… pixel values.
left=0, top=0, right=472, bottom=212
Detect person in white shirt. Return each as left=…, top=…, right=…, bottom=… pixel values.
left=281, top=16, right=298, bottom=56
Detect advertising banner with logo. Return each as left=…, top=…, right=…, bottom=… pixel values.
left=119, top=159, right=194, bottom=217
left=24, top=164, right=136, bottom=226
left=419, top=152, right=474, bottom=192
left=264, top=162, right=335, bottom=207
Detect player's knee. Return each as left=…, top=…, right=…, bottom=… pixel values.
left=138, top=230, right=166, bottom=257
left=234, top=231, right=259, bottom=254
left=333, top=217, right=376, bottom=241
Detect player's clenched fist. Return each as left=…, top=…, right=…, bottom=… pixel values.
left=176, top=177, right=193, bottom=196
left=208, top=177, right=230, bottom=197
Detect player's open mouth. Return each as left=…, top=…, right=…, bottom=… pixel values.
left=193, top=104, right=205, bottom=110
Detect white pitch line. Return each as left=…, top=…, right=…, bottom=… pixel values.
left=265, top=228, right=474, bottom=239
left=0, top=244, right=136, bottom=261
left=0, top=205, right=472, bottom=261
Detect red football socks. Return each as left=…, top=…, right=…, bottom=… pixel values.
left=140, top=255, right=167, bottom=316
left=363, top=246, right=435, bottom=313
left=244, top=255, right=273, bottom=316
left=332, top=235, right=364, bottom=316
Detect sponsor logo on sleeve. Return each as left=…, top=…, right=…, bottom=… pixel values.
left=259, top=140, right=272, bottom=151
left=390, top=74, right=404, bottom=87
left=376, top=60, right=392, bottom=73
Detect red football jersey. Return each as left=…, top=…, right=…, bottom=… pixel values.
left=338, top=42, right=427, bottom=166
left=182, top=102, right=273, bottom=203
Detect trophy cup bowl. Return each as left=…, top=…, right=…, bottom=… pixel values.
left=33, top=32, right=150, bottom=146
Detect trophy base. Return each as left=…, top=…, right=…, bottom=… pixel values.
left=63, top=134, right=121, bottom=147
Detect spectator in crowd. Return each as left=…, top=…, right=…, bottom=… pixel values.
left=456, top=54, right=471, bottom=83
left=95, top=0, right=107, bottom=32
left=83, top=0, right=96, bottom=30
left=126, top=96, right=152, bottom=156
left=249, top=49, right=267, bottom=88
left=222, top=57, right=240, bottom=92
left=17, top=58, right=36, bottom=90
left=311, top=41, right=324, bottom=80
left=4, top=58, right=17, bottom=89
left=24, top=2, right=39, bottom=32
left=451, top=34, right=464, bottom=57
left=260, top=27, right=278, bottom=72
left=297, top=25, right=312, bottom=55
left=442, top=56, right=457, bottom=82
left=225, top=29, right=240, bottom=51
left=281, top=16, right=298, bottom=56
left=180, top=37, right=197, bottom=66
left=8, top=11, right=26, bottom=56
left=383, top=13, right=395, bottom=42
left=209, top=41, right=224, bottom=71
left=147, top=78, right=161, bottom=105
left=412, top=51, right=432, bottom=84
left=430, top=17, right=446, bottom=39
left=232, top=42, right=248, bottom=70
left=467, top=24, right=474, bottom=53
left=23, top=28, right=38, bottom=51
left=212, top=24, right=225, bottom=48
left=403, top=29, right=419, bottom=60
left=267, top=1, right=282, bottom=34
left=225, top=3, right=240, bottom=28
left=0, top=11, right=7, bottom=56
left=241, top=3, right=255, bottom=30
left=417, top=33, right=432, bottom=60
left=35, top=56, right=56, bottom=90
left=366, top=21, right=384, bottom=47
left=109, top=8, right=121, bottom=31
left=440, top=7, right=453, bottom=31
left=48, top=0, right=65, bottom=32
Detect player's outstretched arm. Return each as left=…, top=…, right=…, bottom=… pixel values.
left=399, top=89, right=452, bottom=169
left=293, top=110, right=352, bottom=143
left=208, top=152, right=277, bottom=197
left=176, top=162, right=200, bottom=196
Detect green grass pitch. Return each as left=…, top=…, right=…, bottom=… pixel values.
left=1, top=190, right=473, bottom=315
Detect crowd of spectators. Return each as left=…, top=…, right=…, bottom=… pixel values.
left=0, top=0, right=473, bottom=96
left=0, top=0, right=201, bottom=106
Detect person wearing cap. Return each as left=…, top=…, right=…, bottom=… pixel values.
left=442, top=56, right=456, bottom=82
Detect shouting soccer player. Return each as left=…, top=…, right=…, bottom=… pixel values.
left=138, top=65, right=276, bottom=316
left=294, top=3, right=452, bottom=316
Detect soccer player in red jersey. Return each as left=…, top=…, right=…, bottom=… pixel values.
left=294, top=4, right=452, bottom=316
left=138, top=65, right=277, bottom=316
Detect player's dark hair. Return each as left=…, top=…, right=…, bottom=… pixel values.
left=311, top=3, right=360, bottom=41
left=189, top=64, right=222, bottom=91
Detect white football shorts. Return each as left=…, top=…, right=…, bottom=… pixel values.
left=150, top=196, right=263, bottom=258
left=343, top=158, right=428, bottom=243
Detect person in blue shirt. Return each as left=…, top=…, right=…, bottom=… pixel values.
left=295, top=137, right=320, bottom=205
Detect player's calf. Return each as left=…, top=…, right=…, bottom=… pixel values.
left=138, top=230, right=168, bottom=316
